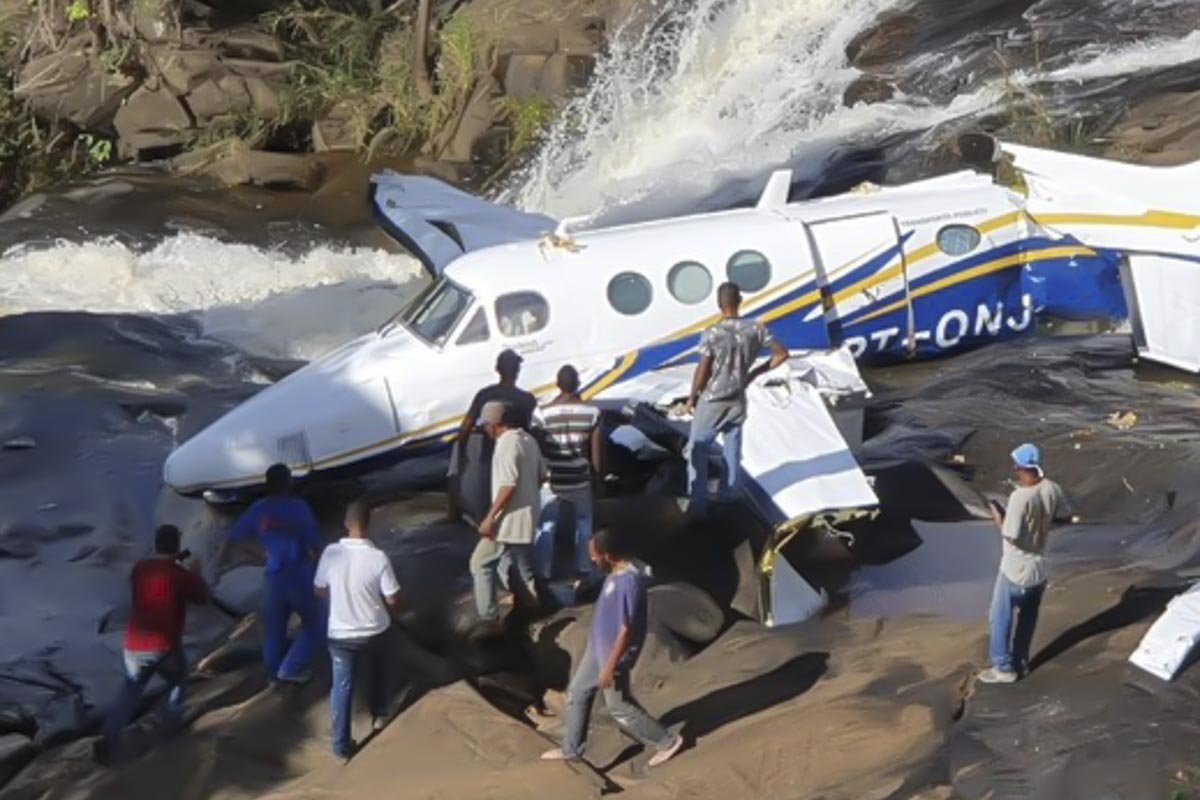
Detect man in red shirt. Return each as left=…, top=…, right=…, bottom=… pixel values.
left=99, top=524, right=209, bottom=759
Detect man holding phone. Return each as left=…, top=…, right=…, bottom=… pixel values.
left=978, top=443, right=1072, bottom=684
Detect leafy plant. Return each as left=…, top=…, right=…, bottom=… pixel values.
left=65, top=0, right=90, bottom=22
left=496, top=95, right=553, bottom=159
left=78, top=133, right=112, bottom=165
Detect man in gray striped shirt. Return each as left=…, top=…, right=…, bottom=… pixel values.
left=532, top=365, right=602, bottom=588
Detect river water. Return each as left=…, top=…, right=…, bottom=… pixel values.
left=0, top=0, right=1198, bottom=783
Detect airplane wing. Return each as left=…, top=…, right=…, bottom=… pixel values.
left=595, top=349, right=878, bottom=625
left=369, top=171, right=558, bottom=275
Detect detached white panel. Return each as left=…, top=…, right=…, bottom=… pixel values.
left=742, top=378, right=877, bottom=526
left=1126, top=254, right=1200, bottom=373
left=1129, top=584, right=1200, bottom=681
left=769, top=555, right=828, bottom=627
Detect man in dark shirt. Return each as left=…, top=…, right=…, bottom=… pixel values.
left=99, top=524, right=209, bottom=758
left=226, top=463, right=326, bottom=683
left=541, top=528, right=682, bottom=767
left=448, top=348, right=538, bottom=521
left=686, top=282, right=788, bottom=516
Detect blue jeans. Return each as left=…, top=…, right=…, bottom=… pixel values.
left=263, top=568, right=326, bottom=680
left=329, top=632, right=389, bottom=758
left=101, top=648, right=187, bottom=748
left=686, top=400, right=745, bottom=516
left=470, top=539, right=536, bottom=621
left=562, top=642, right=672, bottom=759
left=988, top=572, right=1045, bottom=673
left=534, top=489, right=596, bottom=581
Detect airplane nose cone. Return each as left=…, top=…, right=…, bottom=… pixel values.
left=163, top=334, right=404, bottom=493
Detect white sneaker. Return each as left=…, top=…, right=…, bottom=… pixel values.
left=976, top=667, right=1018, bottom=684
left=541, top=748, right=578, bottom=761
left=647, top=734, right=684, bottom=767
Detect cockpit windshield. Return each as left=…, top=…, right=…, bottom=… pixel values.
left=381, top=278, right=473, bottom=345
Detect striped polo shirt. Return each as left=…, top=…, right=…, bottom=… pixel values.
left=533, top=401, right=601, bottom=495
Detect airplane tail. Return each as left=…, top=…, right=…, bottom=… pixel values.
left=369, top=171, right=558, bottom=275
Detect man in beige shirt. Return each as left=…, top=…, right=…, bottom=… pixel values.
left=470, top=400, right=546, bottom=629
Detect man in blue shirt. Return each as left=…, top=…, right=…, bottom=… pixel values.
left=541, top=528, right=683, bottom=767
left=227, top=463, right=326, bottom=683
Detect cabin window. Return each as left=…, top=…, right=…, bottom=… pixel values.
left=667, top=261, right=713, bottom=305
left=403, top=278, right=473, bottom=345
left=456, top=307, right=490, bottom=345
left=936, top=224, right=982, bottom=256
left=727, top=250, right=771, bottom=292
left=495, top=291, right=550, bottom=337
left=607, top=272, right=653, bottom=315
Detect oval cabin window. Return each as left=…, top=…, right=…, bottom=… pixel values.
left=667, top=261, right=713, bottom=305
left=936, top=224, right=982, bottom=256
left=607, top=272, right=653, bottom=315
left=727, top=250, right=771, bottom=292
left=495, top=292, right=550, bottom=337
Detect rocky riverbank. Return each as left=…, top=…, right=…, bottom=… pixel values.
left=0, top=0, right=633, bottom=209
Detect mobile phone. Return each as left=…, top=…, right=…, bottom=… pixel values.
left=174, top=548, right=192, bottom=562
left=988, top=499, right=1005, bottom=519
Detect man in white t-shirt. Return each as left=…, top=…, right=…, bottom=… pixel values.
left=314, top=501, right=401, bottom=761
left=978, top=443, right=1072, bottom=685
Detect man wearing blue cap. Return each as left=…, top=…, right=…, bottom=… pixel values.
left=978, top=443, right=1072, bottom=684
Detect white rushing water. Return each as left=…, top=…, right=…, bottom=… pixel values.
left=510, top=0, right=1200, bottom=223
left=0, top=234, right=425, bottom=360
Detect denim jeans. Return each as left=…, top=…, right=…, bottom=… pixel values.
left=686, top=399, right=745, bottom=516
left=101, top=648, right=188, bottom=748
left=988, top=571, right=1045, bottom=673
left=469, top=539, right=536, bottom=621
left=562, top=642, right=672, bottom=759
left=263, top=567, right=326, bottom=681
left=328, top=632, right=389, bottom=758
left=534, top=488, right=596, bottom=581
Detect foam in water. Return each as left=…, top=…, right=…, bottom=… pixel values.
left=511, top=0, right=1200, bottom=223
left=0, top=234, right=426, bottom=360
left=1040, top=29, right=1200, bottom=83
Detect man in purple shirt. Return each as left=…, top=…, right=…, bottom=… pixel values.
left=226, top=463, right=326, bottom=683
left=541, top=529, right=683, bottom=767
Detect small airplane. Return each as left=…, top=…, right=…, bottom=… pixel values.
left=163, top=134, right=1200, bottom=503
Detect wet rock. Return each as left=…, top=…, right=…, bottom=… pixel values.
left=0, top=734, right=35, bottom=786
left=845, top=11, right=919, bottom=68
left=502, top=54, right=550, bottom=98
left=14, top=44, right=138, bottom=129
left=173, top=142, right=324, bottom=191
left=558, top=17, right=606, bottom=56
left=843, top=74, right=897, bottom=106
left=212, top=565, right=263, bottom=615
left=114, top=85, right=193, bottom=159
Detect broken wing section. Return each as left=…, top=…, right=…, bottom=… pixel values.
left=370, top=171, right=557, bottom=275
left=601, top=350, right=878, bottom=627
left=995, top=141, right=1200, bottom=371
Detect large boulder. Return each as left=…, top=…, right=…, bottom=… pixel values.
left=845, top=11, right=919, bottom=68
left=15, top=44, right=138, bottom=129
left=149, top=46, right=225, bottom=95
left=185, top=74, right=252, bottom=123
left=1104, top=90, right=1200, bottom=166
left=113, top=84, right=193, bottom=158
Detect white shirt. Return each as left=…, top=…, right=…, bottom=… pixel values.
left=314, top=538, right=400, bottom=640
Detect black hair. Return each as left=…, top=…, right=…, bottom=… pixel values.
left=557, top=364, right=580, bottom=394
left=155, top=524, right=182, bottom=555
left=265, top=463, right=292, bottom=495
left=345, top=500, right=372, bottom=531
left=499, top=402, right=525, bottom=428
left=717, top=281, right=742, bottom=310
left=591, top=527, right=629, bottom=560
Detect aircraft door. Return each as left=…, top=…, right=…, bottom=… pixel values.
left=803, top=212, right=911, bottom=360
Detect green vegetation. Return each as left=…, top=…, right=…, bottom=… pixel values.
left=496, top=95, right=554, bottom=159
